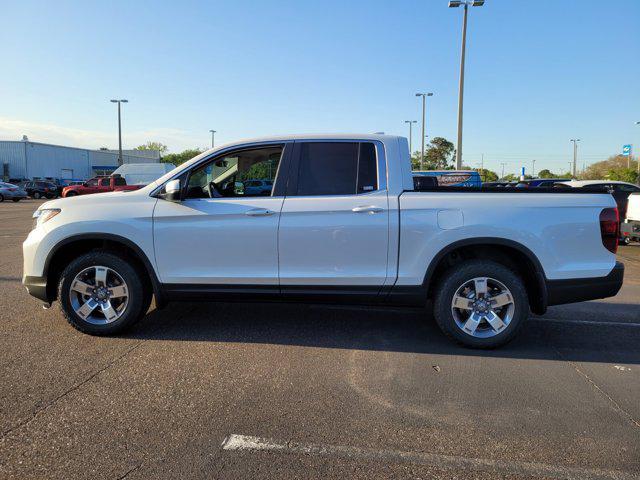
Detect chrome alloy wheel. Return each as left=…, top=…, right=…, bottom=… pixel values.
left=450, top=277, right=515, bottom=338
left=68, top=266, right=129, bottom=325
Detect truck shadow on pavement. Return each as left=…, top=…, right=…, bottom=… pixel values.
left=125, top=299, right=640, bottom=365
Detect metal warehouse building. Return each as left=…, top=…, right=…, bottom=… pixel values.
left=0, top=139, right=160, bottom=182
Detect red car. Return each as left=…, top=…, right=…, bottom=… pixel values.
left=61, top=175, right=143, bottom=197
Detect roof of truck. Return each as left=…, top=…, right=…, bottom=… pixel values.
left=560, top=180, right=639, bottom=187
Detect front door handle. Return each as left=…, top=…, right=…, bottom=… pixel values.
left=352, top=205, right=384, bottom=214
left=245, top=208, right=275, bottom=217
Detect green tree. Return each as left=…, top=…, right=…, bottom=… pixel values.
left=607, top=168, right=638, bottom=184
left=411, top=137, right=455, bottom=170
left=502, top=173, right=518, bottom=181
left=537, top=169, right=556, bottom=178
left=581, top=155, right=638, bottom=180
left=135, top=141, right=168, bottom=154
left=477, top=168, right=498, bottom=182
left=162, top=148, right=203, bottom=166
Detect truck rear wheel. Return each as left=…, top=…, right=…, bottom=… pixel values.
left=433, top=260, right=529, bottom=348
left=57, top=251, right=147, bottom=335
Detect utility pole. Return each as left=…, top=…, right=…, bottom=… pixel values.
left=531, top=159, right=536, bottom=178
left=209, top=130, right=217, bottom=149
left=110, top=99, right=128, bottom=165
left=500, top=162, right=506, bottom=180
left=570, top=139, right=580, bottom=177
left=449, top=0, right=485, bottom=169
left=404, top=120, right=417, bottom=157
left=415, top=93, right=433, bottom=170
left=636, top=122, right=640, bottom=184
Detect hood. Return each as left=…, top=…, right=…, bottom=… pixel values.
left=40, top=189, right=144, bottom=210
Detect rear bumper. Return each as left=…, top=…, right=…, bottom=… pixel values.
left=546, top=262, right=624, bottom=306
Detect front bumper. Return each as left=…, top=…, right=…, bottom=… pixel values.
left=23, top=275, right=50, bottom=303
left=546, top=261, right=625, bottom=306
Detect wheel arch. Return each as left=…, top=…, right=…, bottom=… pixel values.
left=43, top=233, right=166, bottom=308
left=423, top=238, right=548, bottom=315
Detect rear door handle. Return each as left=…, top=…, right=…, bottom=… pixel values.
left=245, top=208, right=275, bottom=217
left=352, top=205, right=384, bottom=214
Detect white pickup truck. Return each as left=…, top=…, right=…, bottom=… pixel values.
left=23, top=134, right=624, bottom=348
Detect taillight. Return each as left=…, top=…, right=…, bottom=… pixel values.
left=599, top=207, right=619, bottom=254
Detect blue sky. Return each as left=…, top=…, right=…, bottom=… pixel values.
left=1, top=0, right=638, bottom=175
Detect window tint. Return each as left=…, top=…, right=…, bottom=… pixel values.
left=114, top=177, right=127, bottom=186
left=99, top=178, right=110, bottom=187
left=185, top=146, right=283, bottom=199
left=357, top=142, right=378, bottom=193
left=296, top=142, right=378, bottom=196
left=86, top=179, right=98, bottom=187
left=614, top=184, right=639, bottom=192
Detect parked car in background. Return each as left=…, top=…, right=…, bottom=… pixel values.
left=0, top=182, right=28, bottom=202
left=61, top=175, right=144, bottom=197
left=23, top=181, right=59, bottom=199
left=620, top=193, right=640, bottom=245
left=413, top=170, right=482, bottom=187
left=243, top=179, right=273, bottom=195
left=560, top=180, right=640, bottom=221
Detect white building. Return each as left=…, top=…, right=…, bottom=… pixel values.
left=0, top=139, right=160, bottom=181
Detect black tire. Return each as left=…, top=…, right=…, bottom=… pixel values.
left=33, top=191, right=41, bottom=199
left=433, top=260, right=529, bottom=349
left=58, top=250, right=147, bottom=335
left=12, top=198, right=20, bottom=202
left=0, top=194, right=4, bottom=202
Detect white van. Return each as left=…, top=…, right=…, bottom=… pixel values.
left=111, top=163, right=176, bottom=186
left=621, top=193, right=640, bottom=244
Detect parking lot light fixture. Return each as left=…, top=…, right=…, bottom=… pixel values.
left=415, top=93, right=434, bottom=170
left=209, top=130, right=217, bottom=149
left=404, top=120, right=417, bottom=157
left=570, top=139, right=580, bottom=177
left=110, top=99, right=128, bottom=166
left=449, top=0, right=485, bottom=169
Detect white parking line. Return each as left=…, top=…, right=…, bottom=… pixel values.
left=530, top=318, right=640, bottom=328
left=221, top=434, right=636, bottom=480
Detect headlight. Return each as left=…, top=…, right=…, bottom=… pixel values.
left=32, top=208, right=61, bottom=229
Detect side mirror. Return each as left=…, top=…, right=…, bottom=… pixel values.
left=160, top=179, right=182, bottom=201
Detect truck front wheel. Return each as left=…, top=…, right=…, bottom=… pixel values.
left=57, top=251, right=148, bottom=335
left=433, top=260, right=529, bottom=349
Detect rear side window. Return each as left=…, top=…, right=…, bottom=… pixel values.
left=295, top=142, right=378, bottom=196
left=114, top=177, right=126, bottom=186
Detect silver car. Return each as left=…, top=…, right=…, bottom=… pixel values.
left=0, top=182, right=28, bottom=202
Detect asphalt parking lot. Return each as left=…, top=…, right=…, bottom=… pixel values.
left=1, top=199, right=639, bottom=480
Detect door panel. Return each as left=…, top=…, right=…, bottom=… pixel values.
left=278, top=191, right=389, bottom=286
left=153, top=197, right=283, bottom=284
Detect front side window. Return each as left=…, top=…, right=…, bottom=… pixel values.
left=85, top=179, right=98, bottom=187
left=295, top=142, right=379, bottom=196
left=99, top=178, right=110, bottom=187
left=185, top=145, right=283, bottom=199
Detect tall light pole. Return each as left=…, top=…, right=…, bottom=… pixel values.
left=449, top=0, right=485, bottom=169
left=415, top=92, right=433, bottom=170
left=209, top=130, right=217, bottom=149
left=570, top=139, right=580, bottom=177
left=634, top=121, right=640, bottom=184
left=110, top=99, right=128, bottom=165
left=500, top=162, right=506, bottom=180
left=404, top=120, right=417, bottom=157
left=531, top=159, right=536, bottom=178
